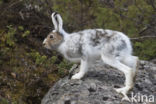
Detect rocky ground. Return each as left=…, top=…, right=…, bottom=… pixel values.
left=42, top=60, right=156, bottom=104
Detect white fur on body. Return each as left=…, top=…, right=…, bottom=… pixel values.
left=43, top=13, right=139, bottom=101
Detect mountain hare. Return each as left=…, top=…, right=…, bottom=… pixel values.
left=43, top=12, right=139, bottom=101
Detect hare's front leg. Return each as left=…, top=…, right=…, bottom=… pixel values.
left=72, top=59, right=89, bottom=79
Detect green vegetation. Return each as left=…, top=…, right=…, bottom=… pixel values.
left=0, top=25, right=72, bottom=104
left=0, top=0, right=156, bottom=104
left=134, top=39, right=156, bottom=60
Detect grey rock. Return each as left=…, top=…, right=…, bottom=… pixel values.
left=42, top=60, right=156, bottom=104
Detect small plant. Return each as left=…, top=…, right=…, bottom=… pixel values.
left=0, top=97, right=9, bottom=104
left=50, top=56, right=57, bottom=64
left=57, top=59, right=73, bottom=76
left=18, top=26, right=24, bottom=31
left=22, top=30, right=30, bottom=38
left=27, top=50, right=47, bottom=66
left=5, top=25, right=17, bottom=47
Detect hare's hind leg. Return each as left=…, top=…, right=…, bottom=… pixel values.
left=121, top=56, right=139, bottom=82
left=101, top=54, right=134, bottom=101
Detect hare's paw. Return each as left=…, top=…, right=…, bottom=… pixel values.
left=121, top=96, right=131, bottom=102
left=114, top=87, right=127, bottom=94
left=114, top=87, right=131, bottom=102
left=71, top=73, right=83, bottom=79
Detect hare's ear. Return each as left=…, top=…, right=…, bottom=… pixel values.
left=56, top=14, right=63, bottom=32
left=51, top=12, right=58, bottom=30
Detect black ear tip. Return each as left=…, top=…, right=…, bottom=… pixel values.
left=54, top=12, right=58, bottom=16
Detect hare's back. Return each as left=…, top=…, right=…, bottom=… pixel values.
left=79, top=29, right=132, bottom=55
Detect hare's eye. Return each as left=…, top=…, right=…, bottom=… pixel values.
left=50, top=35, right=53, bottom=39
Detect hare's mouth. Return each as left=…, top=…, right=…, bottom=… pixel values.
left=44, top=44, right=58, bottom=51
left=43, top=45, right=53, bottom=50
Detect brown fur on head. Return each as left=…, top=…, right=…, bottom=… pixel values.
left=43, top=31, right=63, bottom=50
left=43, top=12, right=64, bottom=50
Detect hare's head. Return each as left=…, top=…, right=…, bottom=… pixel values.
left=43, top=12, right=64, bottom=50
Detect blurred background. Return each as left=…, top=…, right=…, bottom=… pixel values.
left=0, top=0, right=156, bottom=104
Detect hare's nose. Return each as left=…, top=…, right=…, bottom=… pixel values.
left=43, top=43, right=46, bottom=46
left=43, top=39, right=47, bottom=46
